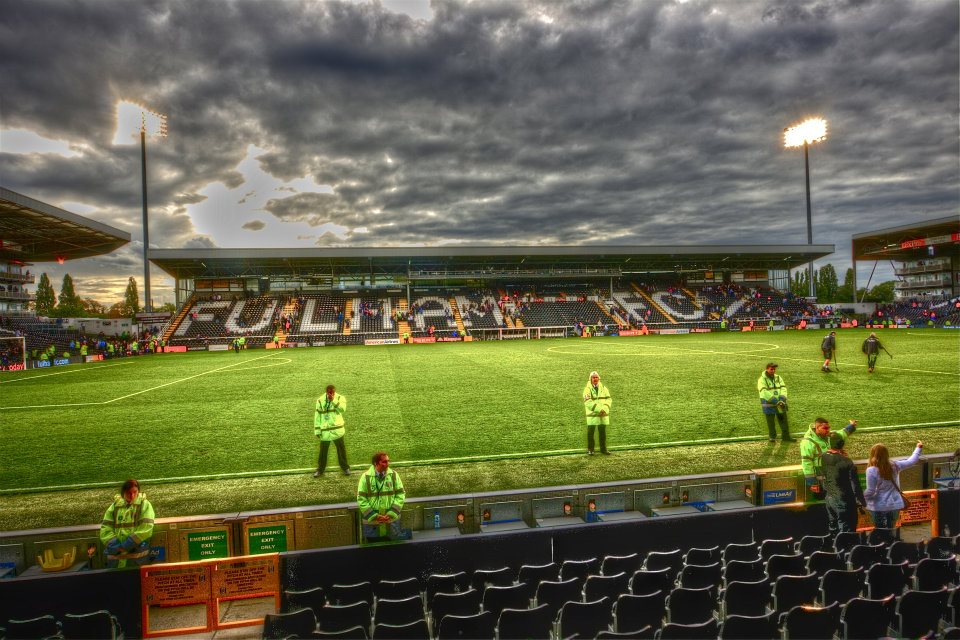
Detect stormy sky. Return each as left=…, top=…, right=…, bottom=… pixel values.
left=1, top=0, right=957, bottom=305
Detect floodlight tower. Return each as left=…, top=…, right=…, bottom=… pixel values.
left=115, top=102, right=167, bottom=312
left=784, top=117, right=827, bottom=298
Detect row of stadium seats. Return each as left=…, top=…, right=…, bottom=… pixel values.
left=1, top=609, right=122, bottom=640
left=266, top=534, right=960, bottom=639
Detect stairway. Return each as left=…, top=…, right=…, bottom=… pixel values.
left=276, top=298, right=298, bottom=341
left=630, top=284, right=677, bottom=324
left=342, top=300, right=352, bottom=336
left=449, top=298, right=466, bottom=334
left=162, top=297, right=194, bottom=342
left=681, top=287, right=702, bottom=310
left=397, top=298, right=411, bottom=341
left=595, top=300, right=626, bottom=327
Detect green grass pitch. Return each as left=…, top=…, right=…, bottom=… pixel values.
left=1, top=328, right=957, bottom=531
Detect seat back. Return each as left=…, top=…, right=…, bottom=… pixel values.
left=471, top=566, right=513, bottom=591
left=601, top=553, right=641, bottom=577
left=557, top=597, right=612, bottom=639
left=772, top=573, right=819, bottom=614
left=435, top=611, right=494, bottom=640
left=759, top=537, right=794, bottom=560
left=431, top=589, right=481, bottom=624
left=721, top=579, right=771, bottom=617
left=560, top=557, right=600, bottom=582
left=867, top=527, right=899, bottom=546
left=657, top=618, right=718, bottom=639
left=683, top=546, right=721, bottom=566
left=718, top=612, right=778, bottom=640
left=613, top=591, right=666, bottom=633
left=284, top=586, right=326, bottom=615
left=866, top=562, right=909, bottom=599
left=848, top=544, right=888, bottom=571
left=644, top=549, right=683, bottom=573
left=807, top=550, right=845, bottom=578
left=376, top=577, right=420, bottom=601
left=895, top=587, right=950, bottom=638
left=496, top=604, right=553, bottom=640
left=328, top=581, right=374, bottom=606
left=925, top=536, right=956, bottom=560
left=517, top=563, right=559, bottom=585
left=425, top=572, right=469, bottom=607
left=62, top=610, right=119, bottom=640
left=914, top=555, right=958, bottom=591
left=834, top=531, right=863, bottom=555
left=840, top=595, right=895, bottom=640
left=372, top=618, right=430, bottom=640
left=887, top=540, right=922, bottom=565
left=820, top=568, right=865, bottom=607
left=481, top=584, right=529, bottom=618
left=534, top=577, right=583, bottom=617
left=313, top=625, right=368, bottom=639
left=319, top=602, right=371, bottom=633
left=781, top=602, right=840, bottom=640
left=666, top=586, right=716, bottom=625
left=677, top=562, right=721, bottom=590
left=723, top=559, right=765, bottom=586
left=630, top=568, right=673, bottom=595
left=584, top=572, right=630, bottom=603
left=722, top=542, right=760, bottom=564
left=373, top=595, right=424, bottom=627
left=796, top=534, right=831, bottom=557
left=765, top=553, right=805, bottom=582
left=262, top=608, right=317, bottom=640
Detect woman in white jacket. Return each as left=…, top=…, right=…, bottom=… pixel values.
left=863, top=441, right=923, bottom=529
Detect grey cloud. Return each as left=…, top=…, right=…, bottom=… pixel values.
left=242, top=220, right=266, bottom=231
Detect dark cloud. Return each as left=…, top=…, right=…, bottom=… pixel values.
left=1, top=0, right=956, bottom=300
left=241, top=220, right=266, bottom=231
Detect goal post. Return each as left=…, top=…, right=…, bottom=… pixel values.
left=0, top=335, right=27, bottom=372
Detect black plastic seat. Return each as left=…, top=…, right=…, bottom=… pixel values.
left=534, top=577, right=582, bottom=619
left=471, top=566, right=513, bottom=591
left=807, top=550, right=845, bottom=579
left=311, top=625, right=368, bottom=639
left=820, top=568, right=865, bottom=607
left=655, top=618, right=718, bottom=639
left=645, top=549, right=683, bottom=576
left=372, top=618, right=429, bottom=640
left=834, top=531, right=863, bottom=556
left=557, top=597, right=612, bottom=639
left=431, top=589, right=481, bottom=625
left=723, top=559, right=766, bottom=586
left=373, top=595, right=424, bottom=627
left=376, top=577, right=420, bottom=601
left=867, top=527, right=899, bottom=546
left=721, top=578, right=771, bottom=617
left=677, top=562, right=721, bottom=590
left=598, top=627, right=654, bottom=639
left=913, top=555, right=958, bottom=590
left=839, top=595, right=895, bottom=640
left=866, top=562, right=909, bottom=599
left=583, top=572, right=630, bottom=603
left=759, top=537, right=794, bottom=561
left=718, top=612, right=778, bottom=640
left=612, top=591, right=667, bottom=633
left=318, top=602, right=371, bottom=634
left=887, top=540, right=923, bottom=566
left=894, top=587, right=950, bottom=638
left=848, top=544, right=888, bottom=571
left=285, top=586, right=327, bottom=616
left=481, top=583, right=530, bottom=619
left=517, top=562, right=559, bottom=585
left=772, top=573, right=819, bottom=614
left=435, top=611, right=494, bottom=640
left=925, top=536, right=956, bottom=560
left=948, top=587, right=960, bottom=627
left=496, top=604, right=553, bottom=640
left=425, top=572, right=470, bottom=608
left=328, top=581, right=375, bottom=607
left=722, top=541, right=760, bottom=564
left=630, top=568, right=674, bottom=595
left=560, top=557, right=601, bottom=582
left=665, top=586, right=716, bottom=625
left=62, top=610, right=123, bottom=640
left=263, top=608, right=317, bottom=639
left=944, top=626, right=960, bottom=640
left=765, top=553, right=805, bottom=583
left=601, top=553, right=641, bottom=577
left=683, top=546, right=721, bottom=566
left=781, top=602, right=840, bottom=639
left=796, top=534, right=831, bottom=557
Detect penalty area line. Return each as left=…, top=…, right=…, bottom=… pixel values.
left=4, top=419, right=957, bottom=495
left=0, top=361, right=134, bottom=384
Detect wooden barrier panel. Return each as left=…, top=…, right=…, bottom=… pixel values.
left=856, top=489, right=939, bottom=535
left=141, top=554, right=279, bottom=638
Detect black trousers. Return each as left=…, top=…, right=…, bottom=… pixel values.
left=764, top=412, right=790, bottom=439
left=825, top=496, right=859, bottom=537
left=587, top=424, right=607, bottom=453
left=318, top=437, right=349, bottom=473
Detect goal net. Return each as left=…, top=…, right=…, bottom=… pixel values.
left=0, top=335, right=26, bottom=372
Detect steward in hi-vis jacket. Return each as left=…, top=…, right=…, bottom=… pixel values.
left=583, top=371, right=612, bottom=455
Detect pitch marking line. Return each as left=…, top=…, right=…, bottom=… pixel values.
left=0, top=361, right=134, bottom=384
left=4, top=420, right=957, bottom=494
left=0, top=354, right=283, bottom=410
left=547, top=342, right=960, bottom=376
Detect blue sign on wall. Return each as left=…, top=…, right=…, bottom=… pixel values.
left=763, top=489, right=796, bottom=505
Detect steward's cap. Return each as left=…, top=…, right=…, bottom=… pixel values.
left=766, top=362, right=778, bottom=369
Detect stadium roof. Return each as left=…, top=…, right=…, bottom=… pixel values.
left=0, top=187, right=131, bottom=262
left=150, top=245, right=835, bottom=280
left=852, top=215, right=960, bottom=261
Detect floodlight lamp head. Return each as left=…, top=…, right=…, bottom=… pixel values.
left=113, top=100, right=168, bottom=144
left=783, top=117, right=827, bottom=148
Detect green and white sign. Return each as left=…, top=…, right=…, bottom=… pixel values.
left=247, top=524, right=288, bottom=555
left=186, top=530, right=229, bottom=560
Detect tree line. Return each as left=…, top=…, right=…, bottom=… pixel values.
left=790, top=265, right=895, bottom=303
left=32, top=273, right=174, bottom=318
